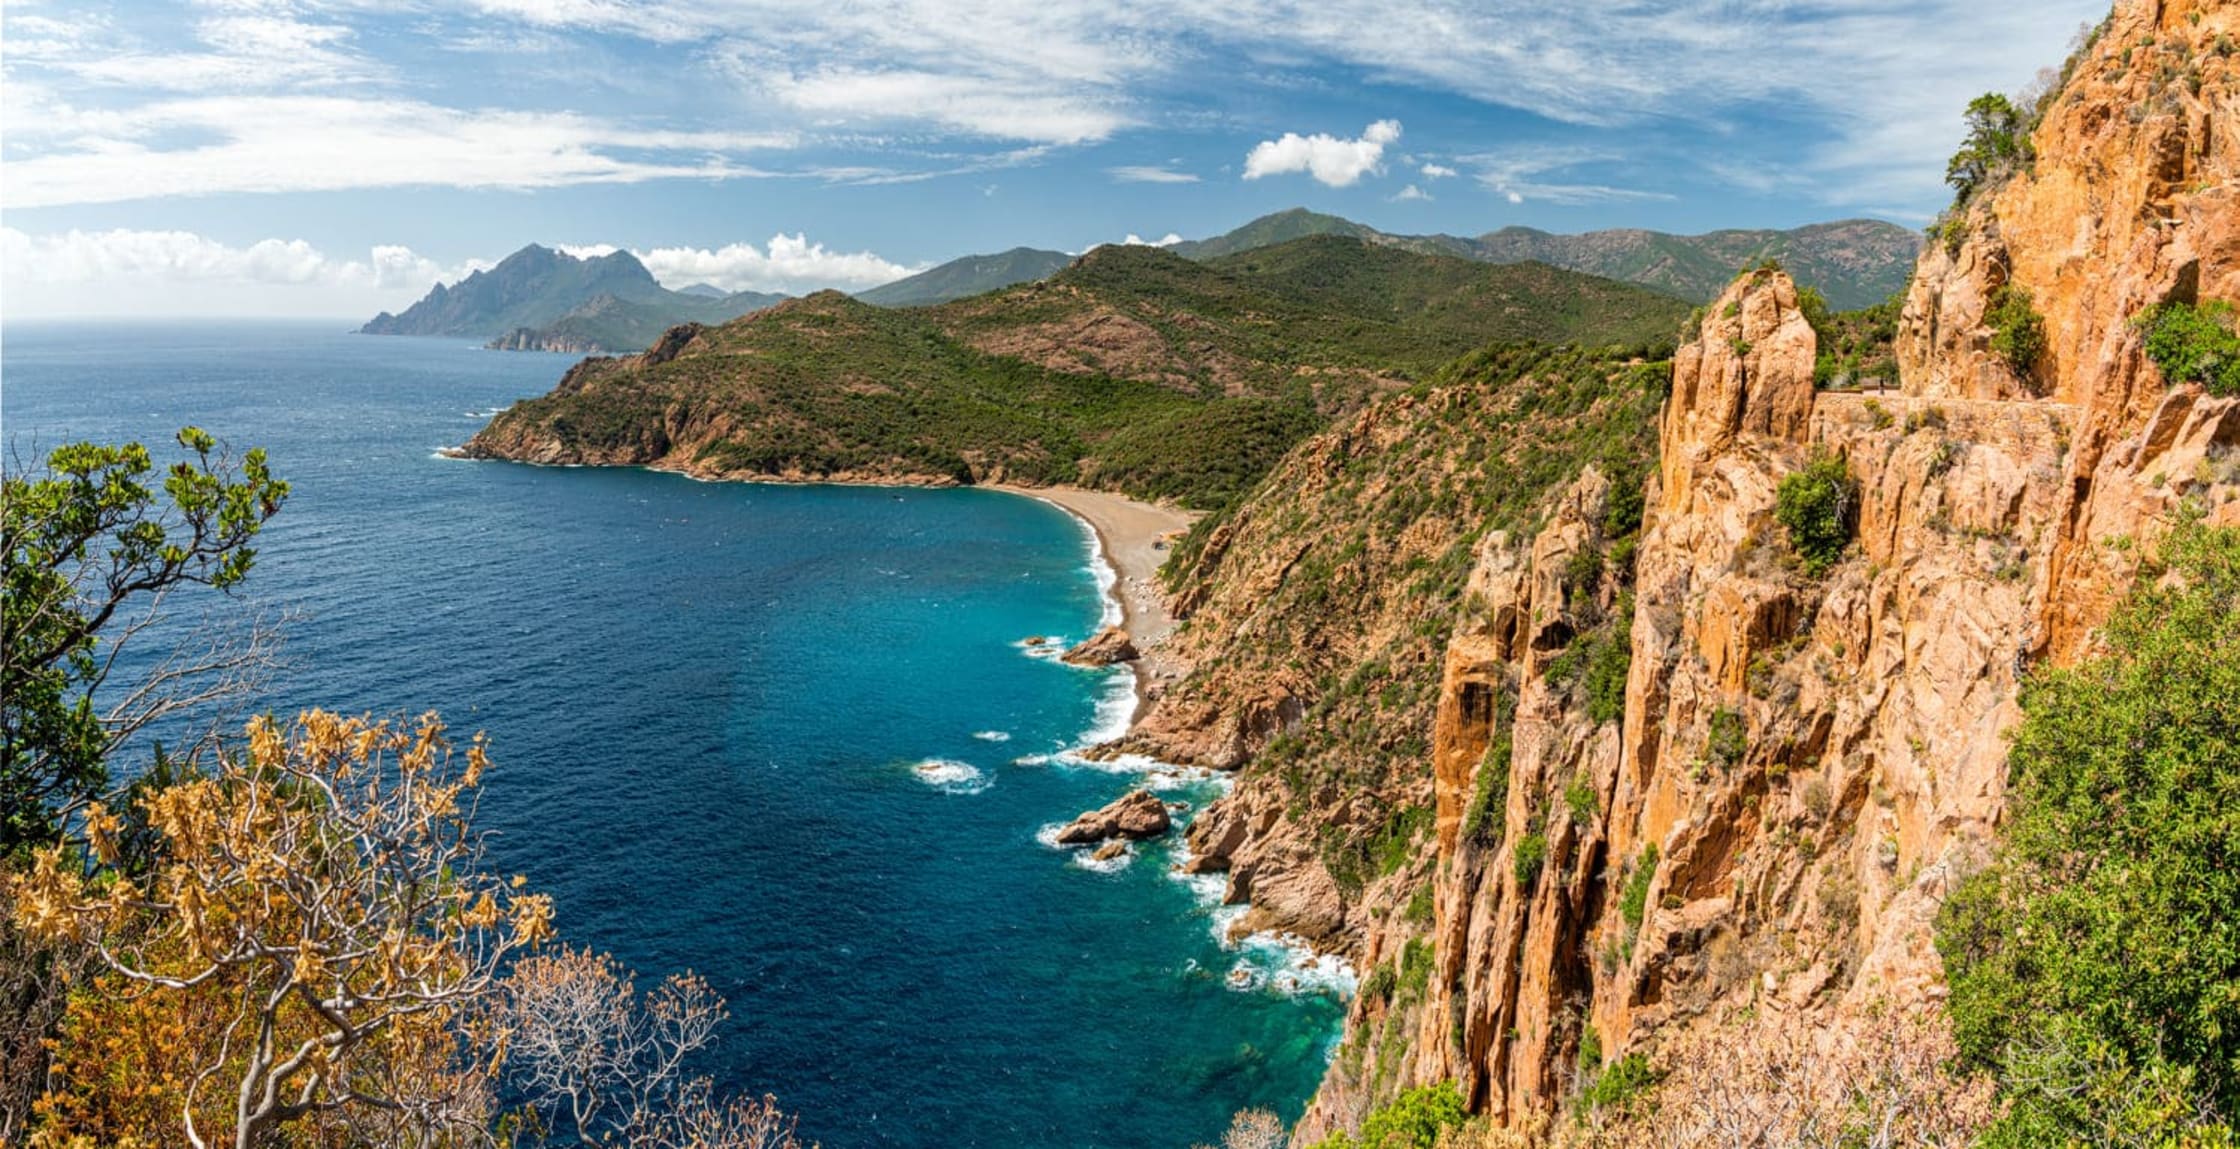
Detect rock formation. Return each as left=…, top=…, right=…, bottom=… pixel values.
left=1127, top=0, right=2240, bottom=1136
left=1060, top=627, right=1140, bottom=666
left=1054, top=790, right=1171, bottom=845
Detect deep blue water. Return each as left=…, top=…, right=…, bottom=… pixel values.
left=0, top=321, right=1346, bottom=1149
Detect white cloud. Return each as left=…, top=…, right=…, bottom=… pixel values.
left=758, top=68, right=1125, bottom=145
left=1120, top=232, right=1183, bottom=247
left=1108, top=165, right=1199, bottom=184
left=1392, top=184, right=1430, bottom=202
left=1242, top=119, right=1399, bottom=187
left=0, top=226, right=919, bottom=315
left=1419, top=162, right=1457, bottom=179
left=632, top=234, right=920, bottom=293
left=1463, top=145, right=1673, bottom=206
left=0, top=95, right=795, bottom=208
left=0, top=227, right=486, bottom=317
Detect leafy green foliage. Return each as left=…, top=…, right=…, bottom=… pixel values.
left=1618, top=843, right=1660, bottom=931
left=1563, top=774, right=1598, bottom=823
left=1461, top=728, right=1513, bottom=849
left=1946, top=93, right=2029, bottom=206
left=1937, top=522, right=2240, bottom=1146
left=1986, top=284, right=2048, bottom=380
left=1775, top=449, right=1858, bottom=576
left=1575, top=1053, right=1662, bottom=1119
left=1706, top=708, right=1748, bottom=771
left=1, top=430, right=288, bottom=856
left=1513, top=827, right=1548, bottom=888
left=1313, top=1082, right=1468, bottom=1149
left=2139, top=299, right=2240, bottom=396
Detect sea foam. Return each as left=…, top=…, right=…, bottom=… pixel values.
left=911, top=758, right=990, bottom=794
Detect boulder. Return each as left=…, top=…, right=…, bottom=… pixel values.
left=1055, top=789, right=1171, bottom=845
left=1091, top=841, right=1128, bottom=862
left=1061, top=626, right=1139, bottom=666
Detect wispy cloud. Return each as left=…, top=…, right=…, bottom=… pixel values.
left=1, top=94, right=795, bottom=208
left=1243, top=119, right=1400, bottom=187
left=1462, top=145, right=1673, bottom=206
left=1419, top=162, right=1457, bottom=179
left=1108, top=165, right=1200, bottom=184
left=1391, top=184, right=1430, bottom=202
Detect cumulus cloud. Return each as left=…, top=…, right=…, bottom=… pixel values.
left=631, top=234, right=920, bottom=293
left=1391, top=184, right=1430, bottom=202
left=1108, top=165, right=1199, bottom=184
left=1242, top=119, right=1399, bottom=187
left=1419, top=162, right=1457, bottom=179
left=0, top=227, right=918, bottom=316
left=0, top=227, right=486, bottom=317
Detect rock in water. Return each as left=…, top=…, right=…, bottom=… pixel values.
left=1055, top=790, right=1171, bottom=844
left=1061, top=626, right=1139, bottom=666
left=1091, top=841, right=1128, bottom=862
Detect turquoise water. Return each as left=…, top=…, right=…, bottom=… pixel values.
left=1, top=322, right=1347, bottom=1149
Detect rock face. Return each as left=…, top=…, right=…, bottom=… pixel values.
left=1168, top=2, right=2240, bottom=1137
left=1060, top=627, right=1140, bottom=666
left=1054, top=790, right=1171, bottom=845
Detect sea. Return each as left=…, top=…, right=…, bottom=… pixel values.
left=0, top=320, right=1350, bottom=1149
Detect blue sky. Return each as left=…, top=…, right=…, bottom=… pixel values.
left=2, top=0, right=2105, bottom=317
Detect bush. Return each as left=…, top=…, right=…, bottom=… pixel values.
left=2139, top=299, right=2240, bottom=396
left=1319, top=1081, right=1467, bottom=1149
left=1564, top=774, right=1598, bottom=823
left=1775, top=450, right=1857, bottom=577
left=1706, top=708, right=1748, bottom=770
left=1575, top=1053, right=1662, bottom=1118
left=1618, top=843, right=1660, bottom=930
left=1513, top=829, right=1548, bottom=888
left=1985, top=284, right=2048, bottom=379
left=1936, top=521, right=2240, bottom=1144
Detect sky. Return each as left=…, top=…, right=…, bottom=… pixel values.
left=1, top=0, right=2107, bottom=318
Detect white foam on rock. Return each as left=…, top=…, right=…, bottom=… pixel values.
left=973, top=730, right=1011, bottom=743
left=911, top=758, right=990, bottom=794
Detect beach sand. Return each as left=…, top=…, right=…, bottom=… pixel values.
left=995, top=484, right=1197, bottom=719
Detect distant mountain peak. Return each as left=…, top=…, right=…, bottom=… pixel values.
left=361, top=241, right=775, bottom=347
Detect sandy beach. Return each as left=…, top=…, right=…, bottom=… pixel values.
left=995, top=484, right=1197, bottom=718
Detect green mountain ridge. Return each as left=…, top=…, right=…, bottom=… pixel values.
left=464, top=235, right=1690, bottom=509
left=861, top=209, right=1919, bottom=311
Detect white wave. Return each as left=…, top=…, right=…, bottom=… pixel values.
left=1034, top=823, right=1070, bottom=849
left=1073, top=845, right=1133, bottom=873
left=910, top=758, right=990, bottom=795
left=972, top=730, right=1011, bottom=743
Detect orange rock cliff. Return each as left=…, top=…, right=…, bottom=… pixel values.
left=1123, top=0, right=2240, bottom=1134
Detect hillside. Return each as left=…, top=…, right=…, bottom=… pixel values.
left=856, top=246, right=1072, bottom=307
left=1131, top=0, right=2240, bottom=1142
left=362, top=244, right=785, bottom=351
left=461, top=237, right=1688, bottom=508
left=1173, top=208, right=1920, bottom=310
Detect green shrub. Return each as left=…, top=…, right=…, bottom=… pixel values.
left=1361, top=962, right=1397, bottom=1003
left=1575, top=1053, right=1661, bottom=1119
left=1581, top=594, right=1634, bottom=725
left=1398, top=936, right=1435, bottom=998
left=1315, top=1081, right=1468, bottom=1149
left=1986, top=284, right=2048, bottom=379
left=1936, top=521, right=2240, bottom=1144
left=1403, top=882, right=1434, bottom=925
left=1563, top=774, right=1598, bottom=823
left=1618, top=843, right=1660, bottom=930
left=1706, top=708, right=1748, bottom=770
left=2138, top=299, right=2240, bottom=396
left=1513, top=828, right=1548, bottom=888
left=1775, top=449, right=1858, bottom=576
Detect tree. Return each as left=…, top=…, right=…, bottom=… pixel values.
left=12, top=710, right=554, bottom=1149
left=1197, top=1109, right=1287, bottom=1149
left=1775, top=451, right=1858, bottom=577
left=1937, top=521, right=2240, bottom=1145
left=1946, top=93, right=2027, bottom=206
left=496, top=947, right=808, bottom=1148
left=1, top=429, right=288, bottom=857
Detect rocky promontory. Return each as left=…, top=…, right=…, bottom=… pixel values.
left=1054, top=790, right=1171, bottom=845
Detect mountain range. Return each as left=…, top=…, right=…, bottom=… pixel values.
left=460, top=234, right=1689, bottom=508
left=860, top=209, right=1922, bottom=312
left=359, top=244, right=786, bottom=352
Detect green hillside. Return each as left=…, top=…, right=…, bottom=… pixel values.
left=466, top=237, right=1689, bottom=509
left=857, top=247, right=1074, bottom=308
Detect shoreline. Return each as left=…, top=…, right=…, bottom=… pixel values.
left=992, top=484, right=1196, bottom=724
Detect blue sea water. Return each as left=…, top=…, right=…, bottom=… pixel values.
left=0, top=321, right=1348, bottom=1149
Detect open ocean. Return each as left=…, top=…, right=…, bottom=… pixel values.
left=0, top=320, right=1349, bottom=1149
